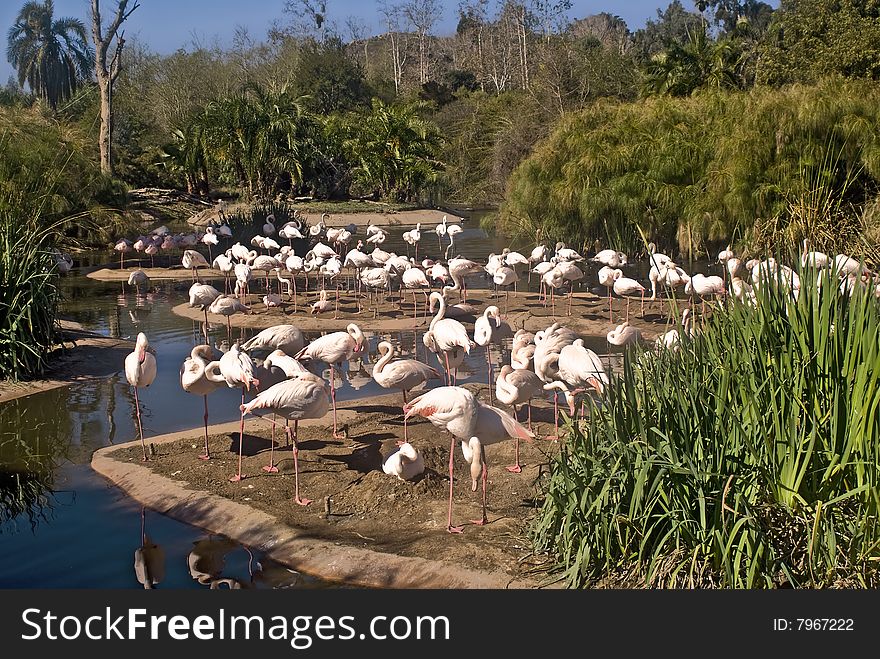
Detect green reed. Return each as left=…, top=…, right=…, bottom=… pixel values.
left=533, top=264, right=880, bottom=588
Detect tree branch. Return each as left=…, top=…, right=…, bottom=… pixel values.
left=104, top=0, right=141, bottom=49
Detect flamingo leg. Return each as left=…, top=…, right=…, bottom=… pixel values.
left=546, top=391, right=560, bottom=442
left=506, top=404, right=522, bottom=473
left=198, top=395, right=211, bottom=460
left=447, top=434, right=463, bottom=534
left=229, top=388, right=246, bottom=482
left=289, top=421, right=312, bottom=506
left=330, top=365, right=344, bottom=439
left=486, top=344, right=494, bottom=405
left=334, top=285, right=339, bottom=319
left=609, top=288, right=613, bottom=322
left=133, top=387, right=148, bottom=461
left=470, top=446, right=489, bottom=526
left=262, top=412, right=279, bottom=473
left=203, top=308, right=209, bottom=343
left=444, top=351, right=452, bottom=386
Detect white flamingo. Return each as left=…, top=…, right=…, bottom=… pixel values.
left=372, top=341, right=442, bottom=443
left=217, top=343, right=260, bottom=482
left=240, top=373, right=330, bottom=506
left=182, top=249, right=210, bottom=281
left=295, top=324, right=365, bottom=439
left=612, top=270, right=646, bottom=321
left=495, top=365, right=543, bottom=471
left=181, top=345, right=223, bottom=460
left=382, top=442, right=425, bottom=481
left=124, top=333, right=157, bottom=462
left=423, top=292, right=472, bottom=385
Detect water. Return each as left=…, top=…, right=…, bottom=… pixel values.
left=0, top=221, right=714, bottom=588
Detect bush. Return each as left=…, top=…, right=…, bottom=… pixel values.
left=501, top=78, right=880, bottom=260
left=533, top=265, right=880, bottom=588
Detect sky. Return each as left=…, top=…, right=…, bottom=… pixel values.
left=2, top=1, right=765, bottom=87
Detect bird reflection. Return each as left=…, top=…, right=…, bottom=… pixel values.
left=133, top=508, right=165, bottom=589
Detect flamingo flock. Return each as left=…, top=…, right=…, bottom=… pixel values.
left=115, top=210, right=880, bottom=537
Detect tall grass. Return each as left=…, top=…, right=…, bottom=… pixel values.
left=501, top=78, right=880, bottom=259
left=533, top=266, right=880, bottom=588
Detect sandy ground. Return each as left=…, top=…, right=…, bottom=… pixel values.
left=88, top=266, right=225, bottom=282
left=188, top=206, right=465, bottom=229
left=172, top=284, right=680, bottom=339
left=102, top=384, right=566, bottom=587
left=0, top=321, right=132, bottom=404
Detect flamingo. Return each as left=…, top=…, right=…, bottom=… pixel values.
left=240, top=372, right=330, bottom=506
left=402, top=266, right=431, bottom=324
left=555, top=260, right=583, bottom=315
left=201, top=227, right=219, bottom=262
left=127, top=270, right=150, bottom=296
left=533, top=323, right=579, bottom=438
left=474, top=306, right=506, bottom=404
left=233, top=262, right=252, bottom=302
left=656, top=309, right=693, bottom=351
left=262, top=214, right=277, bottom=236
left=180, top=345, right=224, bottom=460
left=189, top=282, right=221, bottom=342
left=685, top=273, right=727, bottom=317
left=115, top=238, right=132, bottom=269
left=144, top=242, right=159, bottom=268
left=495, top=365, right=543, bottom=471
left=801, top=239, right=830, bottom=269
left=263, top=293, right=283, bottom=311
left=591, top=249, right=628, bottom=268
left=240, top=324, right=305, bottom=356
left=382, top=442, right=425, bottom=481
left=310, top=289, right=333, bottom=316
left=213, top=253, right=235, bottom=293
left=403, top=386, right=477, bottom=533
left=182, top=249, right=210, bottom=282
left=492, top=266, right=519, bottom=312
left=124, top=333, right=157, bottom=462
left=541, top=267, right=565, bottom=314
left=423, top=292, right=472, bottom=385
left=295, top=324, right=365, bottom=439
left=554, top=242, right=584, bottom=262
left=612, top=270, right=646, bottom=321
left=372, top=341, right=442, bottom=443
left=405, top=386, right=532, bottom=531
left=208, top=295, right=249, bottom=341
left=510, top=329, right=536, bottom=370
left=435, top=215, right=448, bottom=247
left=607, top=321, right=643, bottom=347
left=217, top=343, right=260, bottom=482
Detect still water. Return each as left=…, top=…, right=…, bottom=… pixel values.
left=0, top=220, right=674, bottom=588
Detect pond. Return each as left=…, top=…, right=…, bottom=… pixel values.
left=0, top=218, right=712, bottom=588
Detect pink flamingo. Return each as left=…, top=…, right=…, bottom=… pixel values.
left=295, top=324, right=365, bottom=439
left=371, top=341, right=442, bottom=443
left=180, top=345, right=223, bottom=460
left=612, top=270, right=646, bottom=321
left=423, top=292, right=472, bottom=385
left=495, top=365, right=544, bottom=472
left=217, top=343, right=260, bottom=482
left=240, top=373, right=330, bottom=506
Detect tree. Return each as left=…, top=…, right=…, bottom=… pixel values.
left=642, top=27, right=740, bottom=97
left=292, top=37, right=370, bottom=114
left=346, top=99, right=442, bottom=201
left=378, top=1, right=410, bottom=94
left=90, top=0, right=140, bottom=175
left=632, top=1, right=705, bottom=63
left=696, top=0, right=775, bottom=35
left=6, top=0, right=93, bottom=111
left=757, top=0, right=880, bottom=86
left=401, top=0, right=442, bottom=84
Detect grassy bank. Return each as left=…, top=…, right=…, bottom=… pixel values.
left=533, top=266, right=880, bottom=588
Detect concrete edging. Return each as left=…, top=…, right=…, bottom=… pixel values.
left=91, top=420, right=539, bottom=590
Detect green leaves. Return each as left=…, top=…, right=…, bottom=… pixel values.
left=533, top=266, right=880, bottom=588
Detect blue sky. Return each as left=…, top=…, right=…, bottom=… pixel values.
left=2, top=1, right=769, bottom=86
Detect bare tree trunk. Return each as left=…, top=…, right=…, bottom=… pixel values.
left=91, top=0, right=140, bottom=175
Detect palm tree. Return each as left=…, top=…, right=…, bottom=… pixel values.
left=642, top=27, right=740, bottom=97
left=6, top=0, right=93, bottom=111
left=347, top=99, right=443, bottom=201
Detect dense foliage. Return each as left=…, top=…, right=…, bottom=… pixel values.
left=502, top=79, right=880, bottom=259
left=534, top=267, right=880, bottom=588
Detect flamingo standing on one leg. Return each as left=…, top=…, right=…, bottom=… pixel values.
left=295, top=324, right=365, bottom=439
left=217, top=343, right=260, bottom=482
left=495, top=364, right=544, bottom=472
left=124, top=332, right=157, bottom=462
left=240, top=373, right=330, bottom=506
left=423, top=292, right=472, bottom=386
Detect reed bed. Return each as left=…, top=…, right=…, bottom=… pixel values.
left=533, top=266, right=880, bottom=588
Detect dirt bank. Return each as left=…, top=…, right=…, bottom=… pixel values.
left=188, top=206, right=465, bottom=229
left=0, top=321, right=131, bottom=404
left=96, top=385, right=564, bottom=588
left=87, top=266, right=225, bottom=282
